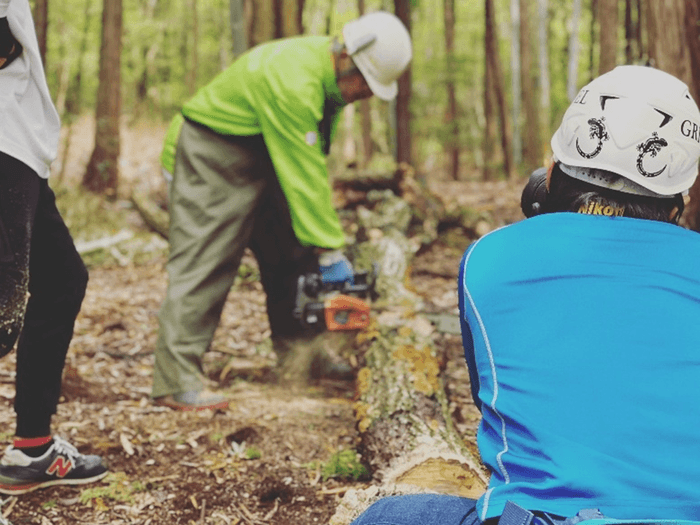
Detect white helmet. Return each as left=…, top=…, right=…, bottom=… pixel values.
left=551, top=65, right=700, bottom=196
left=342, top=11, right=412, bottom=101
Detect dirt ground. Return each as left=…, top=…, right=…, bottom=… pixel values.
left=0, top=117, right=524, bottom=525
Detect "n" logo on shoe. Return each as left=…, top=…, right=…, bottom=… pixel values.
left=46, top=456, right=73, bottom=478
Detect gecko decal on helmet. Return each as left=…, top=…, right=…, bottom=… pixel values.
left=576, top=117, right=609, bottom=159
left=636, top=132, right=668, bottom=178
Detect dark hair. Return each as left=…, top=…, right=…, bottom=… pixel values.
left=545, top=163, right=684, bottom=224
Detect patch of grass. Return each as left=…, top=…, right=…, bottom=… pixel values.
left=52, top=181, right=167, bottom=267
left=41, top=500, right=57, bottom=510
left=79, top=472, right=144, bottom=505
left=234, top=262, right=260, bottom=285
left=321, top=449, right=369, bottom=482
left=244, top=446, right=262, bottom=460
left=53, top=183, right=127, bottom=241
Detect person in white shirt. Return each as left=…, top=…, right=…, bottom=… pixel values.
left=0, top=0, right=108, bottom=494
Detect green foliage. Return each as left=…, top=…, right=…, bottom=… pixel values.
left=235, top=262, right=260, bottom=285
left=79, top=472, right=144, bottom=504
left=244, top=446, right=262, bottom=460
left=52, top=180, right=167, bottom=267
left=40, top=0, right=604, bottom=179
left=321, top=449, right=369, bottom=482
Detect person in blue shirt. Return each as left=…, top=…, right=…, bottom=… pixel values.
left=350, top=66, right=700, bottom=525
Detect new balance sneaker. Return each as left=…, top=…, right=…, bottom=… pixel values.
left=0, top=436, right=108, bottom=495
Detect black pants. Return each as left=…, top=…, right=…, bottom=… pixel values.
left=0, top=152, right=88, bottom=436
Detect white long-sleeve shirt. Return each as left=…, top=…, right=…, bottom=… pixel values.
left=0, top=0, right=59, bottom=178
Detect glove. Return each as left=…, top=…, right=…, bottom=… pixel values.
left=318, top=249, right=354, bottom=285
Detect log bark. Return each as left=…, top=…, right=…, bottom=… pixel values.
left=329, top=191, right=488, bottom=525
left=131, top=186, right=169, bottom=239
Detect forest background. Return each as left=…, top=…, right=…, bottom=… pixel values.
left=33, top=0, right=700, bottom=232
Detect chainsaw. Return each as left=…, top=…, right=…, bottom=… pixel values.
left=293, top=270, right=374, bottom=331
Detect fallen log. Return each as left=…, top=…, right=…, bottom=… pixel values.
left=329, top=191, right=488, bottom=525
left=130, top=185, right=169, bottom=239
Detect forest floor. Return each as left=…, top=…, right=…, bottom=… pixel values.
left=0, top=116, right=525, bottom=525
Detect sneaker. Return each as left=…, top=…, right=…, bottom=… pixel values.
left=154, top=389, right=230, bottom=411
left=0, top=436, right=108, bottom=495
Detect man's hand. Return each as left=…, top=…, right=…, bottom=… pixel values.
left=318, top=249, right=355, bottom=285
left=0, top=17, right=21, bottom=70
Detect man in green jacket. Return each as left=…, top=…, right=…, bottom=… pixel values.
left=153, top=11, right=412, bottom=410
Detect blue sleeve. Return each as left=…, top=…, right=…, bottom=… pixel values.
left=458, top=244, right=482, bottom=412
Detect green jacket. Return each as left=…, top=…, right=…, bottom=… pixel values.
left=161, top=36, right=347, bottom=249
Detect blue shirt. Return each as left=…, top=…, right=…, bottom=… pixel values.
left=458, top=213, right=700, bottom=521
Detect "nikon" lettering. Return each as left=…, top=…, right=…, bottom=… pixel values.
left=578, top=201, right=624, bottom=217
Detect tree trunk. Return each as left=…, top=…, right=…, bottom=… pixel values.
left=230, top=0, right=248, bottom=57
left=684, top=0, right=700, bottom=108
left=589, top=0, right=597, bottom=82
left=358, top=0, right=373, bottom=169
left=82, top=0, right=122, bottom=197
left=485, top=0, right=515, bottom=179
left=568, top=0, right=582, bottom=100
left=646, top=0, right=690, bottom=81
left=444, top=0, right=459, bottom=180
left=598, top=0, right=618, bottom=74
left=520, top=0, right=542, bottom=173
left=248, top=0, right=301, bottom=46
left=537, top=0, right=550, bottom=150
left=56, top=0, right=93, bottom=184
left=681, top=0, right=700, bottom=231
left=296, top=0, right=304, bottom=34
left=394, top=0, right=412, bottom=168
left=343, top=104, right=357, bottom=167
left=483, top=0, right=498, bottom=181
left=186, top=0, right=199, bottom=96
left=624, top=0, right=633, bottom=64
left=510, top=0, right=522, bottom=171
left=32, top=0, right=48, bottom=65
left=636, top=0, right=644, bottom=60
left=248, top=0, right=273, bottom=47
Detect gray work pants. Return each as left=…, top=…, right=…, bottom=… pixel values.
left=152, top=119, right=317, bottom=398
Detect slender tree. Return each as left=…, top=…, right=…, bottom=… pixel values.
left=483, top=0, right=497, bottom=180
left=394, top=0, right=412, bottom=167
left=510, top=0, right=521, bottom=168
left=675, top=0, right=700, bottom=231
left=589, top=0, right=597, bottom=81
left=624, top=0, right=634, bottom=63
left=82, top=0, right=122, bottom=196
left=33, top=0, right=48, bottom=65
left=520, top=0, right=542, bottom=173
left=646, top=0, right=690, bottom=81
left=537, top=0, right=550, bottom=148
left=358, top=0, right=373, bottom=168
left=568, top=0, right=582, bottom=100
left=248, top=0, right=301, bottom=47
left=598, top=0, right=618, bottom=74
left=186, top=0, right=199, bottom=96
left=484, top=0, right=515, bottom=179
left=444, top=0, right=459, bottom=179
left=230, top=0, right=248, bottom=57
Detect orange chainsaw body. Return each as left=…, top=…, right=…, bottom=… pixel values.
left=324, top=295, right=371, bottom=331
